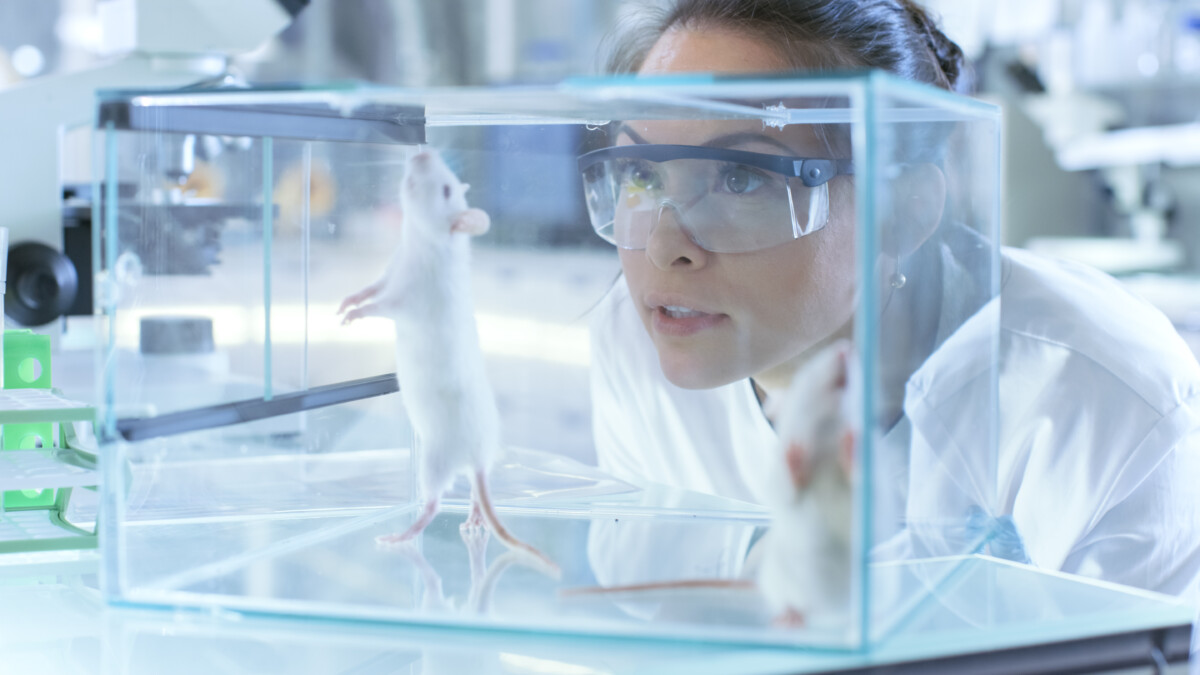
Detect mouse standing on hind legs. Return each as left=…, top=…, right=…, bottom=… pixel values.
left=339, top=149, right=559, bottom=578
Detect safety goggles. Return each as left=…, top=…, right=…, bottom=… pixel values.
left=578, top=144, right=853, bottom=253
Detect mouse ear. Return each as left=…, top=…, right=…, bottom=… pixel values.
left=451, top=207, right=490, bottom=236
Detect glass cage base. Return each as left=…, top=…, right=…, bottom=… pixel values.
left=103, top=448, right=1193, bottom=652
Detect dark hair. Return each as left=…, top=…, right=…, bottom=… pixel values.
left=603, top=0, right=968, bottom=94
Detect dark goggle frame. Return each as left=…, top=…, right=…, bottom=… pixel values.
left=577, top=144, right=854, bottom=188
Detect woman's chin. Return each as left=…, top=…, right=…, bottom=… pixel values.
left=658, top=354, right=742, bottom=390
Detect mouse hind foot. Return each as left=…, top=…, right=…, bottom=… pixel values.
left=376, top=497, right=441, bottom=547
left=460, top=499, right=486, bottom=532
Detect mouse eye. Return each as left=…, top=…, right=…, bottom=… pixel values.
left=443, top=184, right=451, bottom=199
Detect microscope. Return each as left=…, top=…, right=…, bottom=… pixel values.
left=0, top=0, right=307, bottom=328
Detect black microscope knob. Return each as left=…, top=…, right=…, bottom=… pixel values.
left=5, top=241, right=79, bottom=326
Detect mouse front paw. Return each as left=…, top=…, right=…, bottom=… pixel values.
left=338, top=282, right=384, bottom=318
left=341, top=304, right=381, bottom=325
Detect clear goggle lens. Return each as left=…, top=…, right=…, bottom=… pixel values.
left=579, top=144, right=852, bottom=254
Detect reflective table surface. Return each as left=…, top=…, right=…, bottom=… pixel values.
left=4, top=550, right=1195, bottom=675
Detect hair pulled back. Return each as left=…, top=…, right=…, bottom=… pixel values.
left=604, top=0, right=968, bottom=94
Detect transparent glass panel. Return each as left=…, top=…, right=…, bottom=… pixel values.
left=863, top=77, right=1003, bottom=640
left=91, top=74, right=1025, bottom=651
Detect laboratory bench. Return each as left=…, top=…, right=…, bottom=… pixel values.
left=3, top=551, right=1194, bottom=675
left=6, top=72, right=1200, bottom=675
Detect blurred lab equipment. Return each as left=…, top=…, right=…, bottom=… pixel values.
left=0, top=0, right=307, bottom=328
left=1006, top=0, right=1200, bottom=275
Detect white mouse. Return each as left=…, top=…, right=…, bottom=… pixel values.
left=340, top=149, right=559, bottom=578
left=754, top=338, right=856, bottom=628
left=562, top=339, right=857, bottom=629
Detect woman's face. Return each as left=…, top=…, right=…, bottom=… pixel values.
left=621, top=26, right=857, bottom=390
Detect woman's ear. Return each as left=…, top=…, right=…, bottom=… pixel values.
left=883, top=163, right=946, bottom=258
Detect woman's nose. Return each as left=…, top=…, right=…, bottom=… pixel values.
left=644, top=202, right=709, bottom=271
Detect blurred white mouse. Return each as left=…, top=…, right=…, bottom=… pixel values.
left=754, top=338, right=857, bottom=628
left=340, top=149, right=558, bottom=577
left=563, top=339, right=858, bottom=628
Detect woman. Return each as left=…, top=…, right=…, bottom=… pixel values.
left=586, top=0, right=1200, bottom=600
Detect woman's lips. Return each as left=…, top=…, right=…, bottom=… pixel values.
left=650, top=304, right=727, bottom=337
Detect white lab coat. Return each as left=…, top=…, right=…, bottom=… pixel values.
left=589, top=245, right=1200, bottom=600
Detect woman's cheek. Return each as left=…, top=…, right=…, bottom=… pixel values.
left=617, top=250, right=650, bottom=320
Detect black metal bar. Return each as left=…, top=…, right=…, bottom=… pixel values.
left=275, top=0, right=309, bottom=18
left=116, top=373, right=399, bottom=442
left=832, top=623, right=1192, bottom=675
left=98, top=99, right=425, bottom=146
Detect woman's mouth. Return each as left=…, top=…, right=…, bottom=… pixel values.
left=651, top=304, right=726, bottom=337
left=661, top=305, right=705, bottom=319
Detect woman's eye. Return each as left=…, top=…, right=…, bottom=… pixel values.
left=620, top=161, right=661, bottom=191
left=721, top=165, right=766, bottom=194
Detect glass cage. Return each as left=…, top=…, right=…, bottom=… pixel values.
left=89, top=72, right=1099, bottom=650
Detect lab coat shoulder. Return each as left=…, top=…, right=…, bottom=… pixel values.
left=997, top=248, right=1200, bottom=588
left=908, top=246, right=1200, bottom=595
left=910, top=246, right=1200, bottom=470
left=999, top=246, right=1200, bottom=414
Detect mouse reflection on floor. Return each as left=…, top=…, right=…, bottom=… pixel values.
left=385, top=524, right=526, bottom=675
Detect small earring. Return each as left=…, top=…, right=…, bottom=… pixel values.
left=889, top=272, right=907, bottom=289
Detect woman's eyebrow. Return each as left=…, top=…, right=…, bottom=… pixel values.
left=614, top=125, right=797, bottom=155
left=701, top=131, right=795, bottom=154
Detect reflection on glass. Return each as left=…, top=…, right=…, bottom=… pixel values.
left=111, top=72, right=1200, bottom=656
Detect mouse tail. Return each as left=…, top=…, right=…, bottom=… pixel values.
left=473, top=469, right=561, bottom=579
left=558, top=578, right=757, bottom=598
